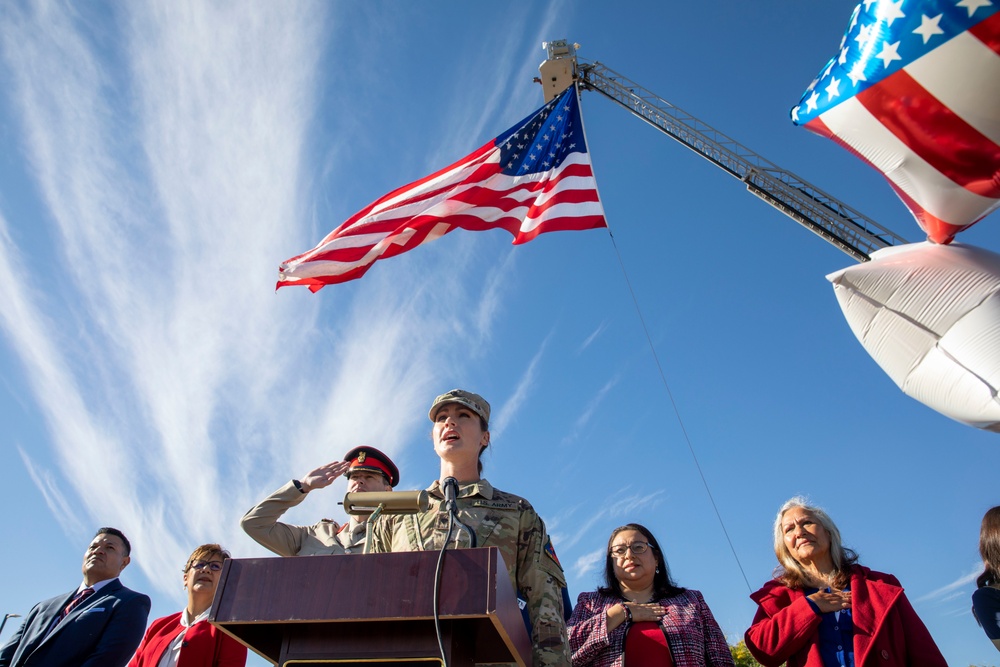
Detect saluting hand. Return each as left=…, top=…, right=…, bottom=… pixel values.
left=300, top=460, right=351, bottom=492
left=807, top=589, right=852, bottom=614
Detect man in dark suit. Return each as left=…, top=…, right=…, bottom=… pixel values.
left=0, top=527, right=151, bottom=667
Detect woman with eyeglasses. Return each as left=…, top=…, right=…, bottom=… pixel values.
left=127, top=544, right=247, bottom=667
left=568, top=523, right=733, bottom=667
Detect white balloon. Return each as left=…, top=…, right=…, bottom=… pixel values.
left=827, top=242, right=1000, bottom=432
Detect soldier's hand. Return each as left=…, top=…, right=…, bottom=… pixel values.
left=300, top=460, right=351, bottom=492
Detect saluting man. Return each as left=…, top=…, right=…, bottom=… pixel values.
left=241, top=446, right=400, bottom=556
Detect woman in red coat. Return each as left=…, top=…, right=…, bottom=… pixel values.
left=128, top=544, right=247, bottom=667
left=745, top=497, right=945, bottom=667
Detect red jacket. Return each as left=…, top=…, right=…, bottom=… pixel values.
left=127, top=613, right=246, bottom=667
left=745, top=566, right=945, bottom=667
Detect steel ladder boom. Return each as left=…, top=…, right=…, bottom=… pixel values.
left=572, top=57, right=908, bottom=261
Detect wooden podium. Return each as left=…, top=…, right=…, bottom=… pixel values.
left=210, top=547, right=532, bottom=666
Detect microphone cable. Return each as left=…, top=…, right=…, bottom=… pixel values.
left=433, top=478, right=459, bottom=667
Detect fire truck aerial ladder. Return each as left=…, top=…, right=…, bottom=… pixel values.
left=537, top=40, right=909, bottom=262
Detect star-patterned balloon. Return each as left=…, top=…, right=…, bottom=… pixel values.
left=793, top=0, right=1000, bottom=244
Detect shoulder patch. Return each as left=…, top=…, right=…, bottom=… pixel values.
left=544, top=537, right=562, bottom=568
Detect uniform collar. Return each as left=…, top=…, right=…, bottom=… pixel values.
left=428, top=478, right=495, bottom=500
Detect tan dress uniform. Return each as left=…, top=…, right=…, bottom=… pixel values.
left=240, top=480, right=368, bottom=556
left=369, top=478, right=571, bottom=667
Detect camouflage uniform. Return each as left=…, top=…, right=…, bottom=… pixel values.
left=369, top=478, right=571, bottom=667
left=240, top=480, right=367, bottom=556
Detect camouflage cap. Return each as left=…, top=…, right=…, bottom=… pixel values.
left=428, top=389, right=491, bottom=426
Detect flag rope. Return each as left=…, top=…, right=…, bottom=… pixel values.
left=579, top=88, right=752, bottom=593
left=606, top=228, right=752, bottom=594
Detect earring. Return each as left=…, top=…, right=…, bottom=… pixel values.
left=655, top=567, right=660, bottom=574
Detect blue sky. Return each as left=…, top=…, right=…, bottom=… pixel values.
left=0, top=2, right=997, bottom=666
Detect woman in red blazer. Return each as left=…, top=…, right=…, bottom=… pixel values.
left=745, top=497, right=945, bottom=667
left=128, top=544, right=247, bottom=667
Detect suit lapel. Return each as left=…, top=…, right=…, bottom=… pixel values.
left=27, top=590, right=81, bottom=653
left=42, top=580, right=121, bottom=645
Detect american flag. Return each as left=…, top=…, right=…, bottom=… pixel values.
left=792, top=0, right=1000, bottom=244
left=278, top=85, right=606, bottom=290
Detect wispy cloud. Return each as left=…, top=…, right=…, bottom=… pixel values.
left=549, top=487, right=668, bottom=556
left=475, top=249, right=519, bottom=346
left=19, top=447, right=83, bottom=536
left=0, top=208, right=128, bottom=544
left=571, top=547, right=606, bottom=581
left=491, top=330, right=555, bottom=441
left=0, top=2, right=502, bottom=602
left=917, top=562, right=982, bottom=603
left=560, top=375, right=620, bottom=446
left=421, top=0, right=570, bottom=171
left=578, top=321, right=609, bottom=354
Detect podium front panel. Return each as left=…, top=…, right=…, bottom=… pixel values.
left=211, top=547, right=530, bottom=666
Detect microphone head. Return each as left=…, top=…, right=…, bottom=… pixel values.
left=442, top=477, right=459, bottom=509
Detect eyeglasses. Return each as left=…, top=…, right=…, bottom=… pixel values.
left=609, top=542, right=651, bottom=557
left=189, top=560, right=224, bottom=572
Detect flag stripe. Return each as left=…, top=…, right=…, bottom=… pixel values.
left=807, top=102, right=1000, bottom=227
left=857, top=70, right=1000, bottom=198
left=278, top=86, right=606, bottom=289
left=311, top=158, right=603, bottom=261
left=367, top=151, right=499, bottom=220
left=970, top=9, right=1000, bottom=56
left=905, top=14, right=1000, bottom=147
left=302, top=160, right=600, bottom=264
left=792, top=1, right=1000, bottom=244
left=329, top=144, right=495, bottom=237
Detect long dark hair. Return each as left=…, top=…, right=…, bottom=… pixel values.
left=977, top=506, right=1000, bottom=588
left=598, top=523, right=685, bottom=600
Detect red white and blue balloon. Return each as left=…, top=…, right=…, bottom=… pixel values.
left=792, top=0, right=1000, bottom=244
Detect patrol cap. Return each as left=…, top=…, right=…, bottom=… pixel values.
left=428, top=389, right=491, bottom=426
left=343, top=446, right=400, bottom=488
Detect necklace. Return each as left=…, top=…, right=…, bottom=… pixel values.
left=623, top=593, right=655, bottom=603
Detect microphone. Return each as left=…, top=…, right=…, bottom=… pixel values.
left=442, top=477, right=458, bottom=514
left=342, top=490, right=429, bottom=516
